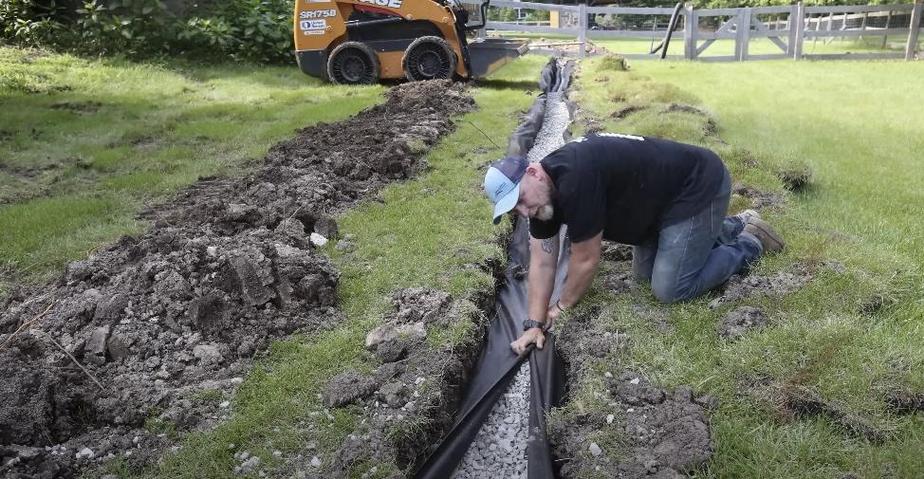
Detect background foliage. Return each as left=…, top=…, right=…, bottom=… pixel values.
left=0, top=0, right=294, bottom=63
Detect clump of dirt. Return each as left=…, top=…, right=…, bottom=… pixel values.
left=732, top=183, right=785, bottom=210
left=611, top=104, right=645, bottom=120
left=599, top=54, right=629, bottom=71
left=296, top=287, right=488, bottom=478
left=718, top=306, right=769, bottom=340
left=0, top=80, right=475, bottom=478
left=601, top=240, right=633, bottom=263
left=858, top=293, right=896, bottom=316
left=708, top=264, right=813, bottom=309
left=662, top=103, right=719, bottom=137
left=550, top=308, right=713, bottom=478
left=885, top=390, right=924, bottom=414
left=51, top=101, right=103, bottom=114
left=776, top=161, right=813, bottom=192
left=549, top=371, right=714, bottom=478
left=781, top=385, right=888, bottom=443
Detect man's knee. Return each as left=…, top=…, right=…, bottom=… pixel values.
left=651, top=280, right=696, bottom=304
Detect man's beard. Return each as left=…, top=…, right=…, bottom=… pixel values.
left=535, top=204, right=554, bottom=221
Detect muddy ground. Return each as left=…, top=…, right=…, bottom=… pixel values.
left=0, top=80, right=475, bottom=478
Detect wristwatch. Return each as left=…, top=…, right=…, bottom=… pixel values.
left=522, top=319, right=549, bottom=331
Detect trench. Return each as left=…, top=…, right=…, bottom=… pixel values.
left=415, top=58, right=575, bottom=479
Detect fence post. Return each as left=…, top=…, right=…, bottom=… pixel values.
left=736, top=7, right=751, bottom=61
left=907, top=0, right=923, bottom=60
left=684, top=3, right=697, bottom=60
left=882, top=9, right=892, bottom=48
left=860, top=11, right=868, bottom=42
left=578, top=3, right=587, bottom=59
left=790, top=3, right=804, bottom=58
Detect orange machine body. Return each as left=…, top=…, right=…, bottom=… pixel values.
left=294, top=0, right=471, bottom=80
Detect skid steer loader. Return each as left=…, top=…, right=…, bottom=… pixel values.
left=293, top=0, right=527, bottom=84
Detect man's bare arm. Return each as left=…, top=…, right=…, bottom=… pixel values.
left=557, top=232, right=603, bottom=309
left=511, top=234, right=560, bottom=354
left=527, top=235, right=559, bottom=324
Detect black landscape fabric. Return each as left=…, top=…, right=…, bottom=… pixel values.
left=416, top=58, right=571, bottom=479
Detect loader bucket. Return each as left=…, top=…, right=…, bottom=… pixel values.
left=467, top=38, right=529, bottom=78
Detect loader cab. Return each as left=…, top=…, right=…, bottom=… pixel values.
left=293, top=0, right=526, bottom=84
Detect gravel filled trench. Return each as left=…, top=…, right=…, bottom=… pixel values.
left=452, top=86, right=572, bottom=479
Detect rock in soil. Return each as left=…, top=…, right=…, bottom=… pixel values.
left=0, top=80, right=475, bottom=478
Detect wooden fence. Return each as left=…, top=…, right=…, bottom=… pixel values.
left=469, top=0, right=924, bottom=61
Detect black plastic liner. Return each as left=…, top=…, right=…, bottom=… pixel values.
left=415, top=58, right=572, bottom=479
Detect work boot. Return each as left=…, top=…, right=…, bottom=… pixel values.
left=744, top=219, right=784, bottom=253
left=736, top=209, right=761, bottom=225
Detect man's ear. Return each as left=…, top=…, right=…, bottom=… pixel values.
left=525, top=163, right=541, bottom=179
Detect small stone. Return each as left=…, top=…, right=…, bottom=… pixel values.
left=604, top=371, right=613, bottom=378
left=219, top=401, right=230, bottom=408
left=76, top=447, right=94, bottom=460
left=644, top=459, right=660, bottom=473
left=588, top=442, right=602, bottom=457
left=238, top=455, right=260, bottom=474
left=273, top=450, right=282, bottom=458
left=629, top=377, right=640, bottom=385
left=206, top=246, right=218, bottom=257
left=606, top=414, right=614, bottom=424
left=193, top=343, right=222, bottom=365
left=85, top=326, right=110, bottom=365
left=309, top=233, right=328, bottom=247
left=310, top=456, right=321, bottom=467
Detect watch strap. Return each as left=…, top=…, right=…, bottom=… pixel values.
left=522, top=319, right=548, bottom=331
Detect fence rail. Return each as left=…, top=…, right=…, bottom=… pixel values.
left=469, top=0, right=924, bottom=61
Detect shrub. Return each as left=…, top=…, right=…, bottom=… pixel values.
left=1, top=0, right=295, bottom=64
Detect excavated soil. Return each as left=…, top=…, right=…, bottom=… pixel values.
left=0, top=80, right=475, bottom=478
left=708, top=264, right=814, bottom=309
left=550, top=308, right=714, bottom=479
left=717, top=306, right=769, bottom=340
left=288, top=287, right=490, bottom=479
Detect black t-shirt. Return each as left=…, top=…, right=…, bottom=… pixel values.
left=529, top=133, right=726, bottom=245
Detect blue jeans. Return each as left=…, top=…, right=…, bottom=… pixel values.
left=632, top=170, right=762, bottom=304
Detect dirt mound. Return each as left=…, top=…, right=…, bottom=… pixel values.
left=550, top=309, right=713, bottom=478
left=718, top=306, right=768, bottom=340
left=781, top=386, right=888, bottom=443
left=0, top=80, right=475, bottom=478
left=732, top=183, right=785, bottom=210
left=708, top=265, right=813, bottom=309
left=289, top=288, right=487, bottom=478
left=550, top=372, right=714, bottom=478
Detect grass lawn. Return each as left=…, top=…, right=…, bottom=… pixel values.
left=0, top=47, right=384, bottom=291
left=563, top=58, right=924, bottom=477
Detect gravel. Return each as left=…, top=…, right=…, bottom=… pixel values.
left=526, top=92, right=571, bottom=163
left=454, top=63, right=572, bottom=478
left=452, top=363, right=531, bottom=479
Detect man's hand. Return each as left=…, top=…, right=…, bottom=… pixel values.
left=511, top=327, right=545, bottom=355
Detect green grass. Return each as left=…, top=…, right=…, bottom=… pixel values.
left=119, top=55, right=549, bottom=478
left=0, top=47, right=383, bottom=290
left=561, top=57, right=924, bottom=478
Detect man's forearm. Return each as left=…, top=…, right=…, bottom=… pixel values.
left=527, top=236, right=558, bottom=323
left=558, top=256, right=598, bottom=309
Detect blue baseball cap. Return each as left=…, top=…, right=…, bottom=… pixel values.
left=484, top=156, right=528, bottom=224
